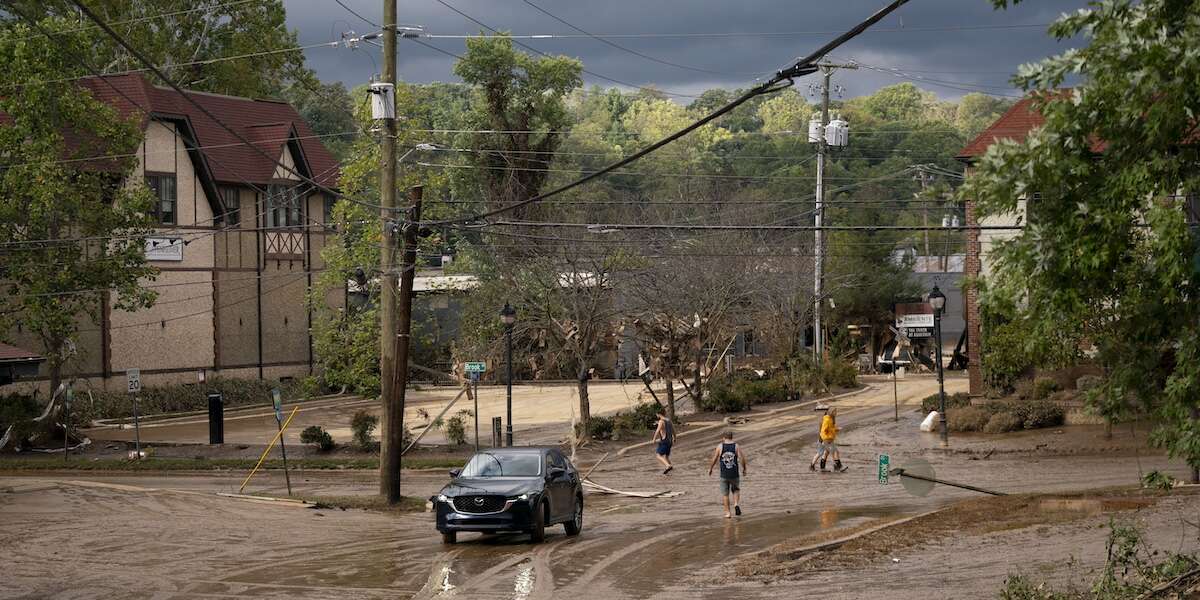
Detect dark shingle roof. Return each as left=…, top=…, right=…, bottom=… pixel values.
left=0, top=343, right=43, bottom=364
left=957, top=97, right=1045, bottom=161
left=78, top=74, right=339, bottom=187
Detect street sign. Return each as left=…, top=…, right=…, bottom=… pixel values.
left=902, top=326, right=933, bottom=339
left=468, top=371, right=480, bottom=382
left=464, top=361, right=487, bottom=374
left=637, top=355, right=650, bottom=377
left=272, top=388, right=282, bottom=423
left=126, top=369, right=141, bottom=394
left=878, top=454, right=890, bottom=484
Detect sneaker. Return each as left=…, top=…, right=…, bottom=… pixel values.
left=835, top=463, right=848, bottom=473
left=663, top=466, right=674, bottom=475
left=734, top=505, right=742, bottom=516
left=809, top=463, right=816, bottom=472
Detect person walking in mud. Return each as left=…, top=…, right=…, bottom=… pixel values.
left=810, top=407, right=847, bottom=472
left=652, top=409, right=674, bottom=474
left=708, top=430, right=747, bottom=518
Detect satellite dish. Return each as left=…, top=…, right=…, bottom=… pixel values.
left=896, top=458, right=936, bottom=497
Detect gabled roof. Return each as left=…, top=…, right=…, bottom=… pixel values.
left=957, top=90, right=1108, bottom=162
left=956, top=96, right=1045, bottom=161
left=78, top=74, right=339, bottom=188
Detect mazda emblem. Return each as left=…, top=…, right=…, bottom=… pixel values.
left=473, top=497, right=485, bottom=506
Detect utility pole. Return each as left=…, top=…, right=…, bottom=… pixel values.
left=387, top=185, right=422, bottom=498
left=813, top=61, right=856, bottom=362
left=378, top=0, right=401, bottom=503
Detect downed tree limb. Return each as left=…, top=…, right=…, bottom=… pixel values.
left=580, top=452, right=610, bottom=481
left=1134, top=568, right=1200, bottom=600
left=582, top=479, right=682, bottom=499
left=401, top=386, right=468, bottom=455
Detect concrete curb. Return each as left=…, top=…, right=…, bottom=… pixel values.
left=615, top=385, right=874, bottom=456
left=91, top=393, right=356, bottom=427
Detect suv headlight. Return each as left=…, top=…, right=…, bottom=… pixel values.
left=437, top=494, right=449, bottom=503
left=508, top=493, right=530, bottom=501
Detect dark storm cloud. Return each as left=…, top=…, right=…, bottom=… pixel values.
left=289, top=0, right=1087, bottom=100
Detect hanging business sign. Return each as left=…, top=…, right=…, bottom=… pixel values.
left=145, top=237, right=184, bottom=261
left=895, top=303, right=934, bottom=327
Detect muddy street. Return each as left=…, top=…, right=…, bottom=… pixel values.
left=2, top=375, right=1193, bottom=599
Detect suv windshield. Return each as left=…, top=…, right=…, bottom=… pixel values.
left=459, top=452, right=542, bottom=478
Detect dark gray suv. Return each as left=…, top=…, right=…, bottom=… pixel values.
left=434, top=447, right=583, bottom=544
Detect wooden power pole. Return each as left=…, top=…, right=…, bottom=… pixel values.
left=379, top=0, right=401, bottom=502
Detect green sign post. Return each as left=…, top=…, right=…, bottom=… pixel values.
left=878, top=454, right=890, bottom=485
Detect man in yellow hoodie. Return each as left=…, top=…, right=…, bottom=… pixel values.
left=809, top=407, right=846, bottom=472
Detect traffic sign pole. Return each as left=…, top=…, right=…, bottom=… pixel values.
left=472, top=374, right=480, bottom=451
left=272, top=389, right=292, bottom=496
left=126, top=369, right=143, bottom=460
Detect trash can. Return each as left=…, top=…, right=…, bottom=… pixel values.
left=207, top=393, right=224, bottom=444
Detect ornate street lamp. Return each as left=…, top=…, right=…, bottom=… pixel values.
left=928, top=285, right=948, bottom=447
left=500, top=303, right=516, bottom=446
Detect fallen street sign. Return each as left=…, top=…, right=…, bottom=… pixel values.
left=126, top=369, right=141, bottom=394
left=895, top=302, right=934, bottom=329
left=878, top=454, right=890, bottom=484
left=464, top=361, right=487, bottom=374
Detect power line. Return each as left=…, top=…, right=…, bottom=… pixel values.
left=518, top=0, right=765, bottom=77
left=62, top=1, right=395, bottom=214
left=419, top=22, right=1052, bottom=40
left=1, top=0, right=267, bottom=44
left=424, top=27, right=927, bottom=227
left=487, top=220, right=1021, bottom=232
left=426, top=0, right=703, bottom=99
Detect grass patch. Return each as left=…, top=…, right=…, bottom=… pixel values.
left=0, top=456, right=465, bottom=472
left=294, top=494, right=428, bottom=514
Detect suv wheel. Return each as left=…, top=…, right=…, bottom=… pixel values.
left=441, top=531, right=456, bottom=544
left=529, top=501, right=547, bottom=543
left=564, top=497, right=583, bottom=536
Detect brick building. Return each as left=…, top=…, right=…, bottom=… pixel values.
left=3, top=74, right=340, bottom=391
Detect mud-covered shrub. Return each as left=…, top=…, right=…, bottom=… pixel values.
left=921, top=392, right=971, bottom=414
left=80, top=377, right=306, bottom=424
left=350, top=410, right=378, bottom=451
left=1013, top=378, right=1036, bottom=401
left=822, top=360, right=859, bottom=389
left=1075, top=374, right=1103, bottom=392
left=629, top=402, right=662, bottom=429
left=0, top=393, right=46, bottom=449
left=947, top=406, right=991, bottom=432
left=983, top=411, right=1023, bottom=433
left=584, top=415, right=614, bottom=440
left=700, top=379, right=752, bottom=413
left=1011, top=399, right=1065, bottom=429
left=742, top=379, right=788, bottom=405
left=445, top=410, right=473, bottom=445
left=299, top=425, right=335, bottom=451
left=1032, top=377, right=1061, bottom=400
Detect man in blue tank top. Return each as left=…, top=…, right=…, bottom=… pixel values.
left=707, top=430, right=747, bottom=518
left=652, top=409, right=674, bottom=475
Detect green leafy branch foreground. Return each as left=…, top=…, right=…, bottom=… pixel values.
left=1001, top=520, right=1200, bottom=599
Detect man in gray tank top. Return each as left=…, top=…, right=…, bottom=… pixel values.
left=707, top=430, right=747, bottom=518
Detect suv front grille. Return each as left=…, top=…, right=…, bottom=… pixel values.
left=452, top=495, right=507, bottom=514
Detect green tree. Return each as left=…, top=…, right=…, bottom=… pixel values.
left=8, top=0, right=308, bottom=98
left=0, top=17, right=157, bottom=396
left=452, top=35, right=582, bottom=221
left=966, top=0, right=1200, bottom=473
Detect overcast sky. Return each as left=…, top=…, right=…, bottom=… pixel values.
left=287, top=0, right=1087, bottom=101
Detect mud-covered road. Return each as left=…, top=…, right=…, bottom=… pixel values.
left=3, top=374, right=1193, bottom=599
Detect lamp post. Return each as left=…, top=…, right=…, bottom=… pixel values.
left=928, top=285, right=948, bottom=447
left=500, top=303, right=516, bottom=446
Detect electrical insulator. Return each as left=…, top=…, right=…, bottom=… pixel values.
left=825, top=116, right=849, bottom=147
left=368, top=82, right=395, bottom=120
left=807, top=114, right=823, bottom=143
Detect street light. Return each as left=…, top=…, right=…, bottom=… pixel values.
left=500, top=302, right=517, bottom=446
left=928, top=284, right=948, bottom=447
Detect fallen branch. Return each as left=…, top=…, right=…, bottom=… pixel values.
left=582, top=479, right=682, bottom=499
left=402, top=386, right=469, bottom=455
left=580, top=452, right=610, bottom=481
left=1134, top=567, right=1200, bottom=600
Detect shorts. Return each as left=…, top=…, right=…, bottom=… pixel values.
left=655, top=441, right=672, bottom=456
left=719, top=478, right=740, bottom=496
left=817, top=440, right=838, bottom=455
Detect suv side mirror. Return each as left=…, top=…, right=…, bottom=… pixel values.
left=449, top=468, right=461, bottom=478
left=548, top=467, right=566, bottom=480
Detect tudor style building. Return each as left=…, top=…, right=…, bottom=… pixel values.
left=4, top=74, right=341, bottom=391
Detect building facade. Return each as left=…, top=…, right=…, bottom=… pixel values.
left=3, top=74, right=340, bottom=391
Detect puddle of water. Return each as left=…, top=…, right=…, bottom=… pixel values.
left=1038, top=497, right=1151, bottom=514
